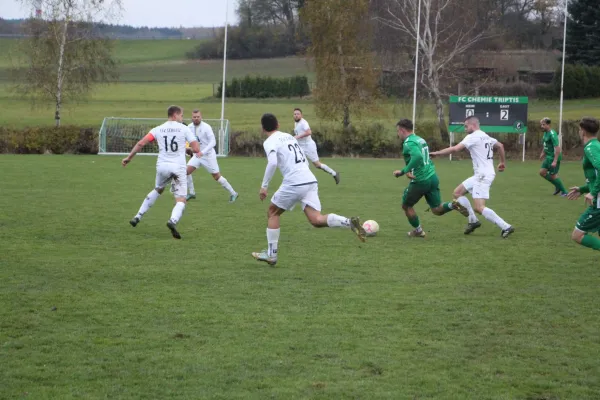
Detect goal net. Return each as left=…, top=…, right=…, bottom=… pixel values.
left=98, top=118, right=230, bottom=156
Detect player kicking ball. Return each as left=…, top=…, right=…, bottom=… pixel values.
left=393, top=119, right=469, bottom=238
left=539, top=117, right=568, bottom=196
left=430, top=116, right=514, bottom=238
left=567, top=117, right=600, bottom=251
left=185, top=109, right=238, bottom=203
left=252, top=113, right=365, bottom=266
left=123, top=105, right=200, bottom=239
left=293, top=108, right=340, bottom=184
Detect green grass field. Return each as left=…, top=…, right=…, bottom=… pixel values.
left=1, top=155, right=600, bottom=399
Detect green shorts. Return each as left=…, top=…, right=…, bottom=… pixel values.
left=541, top=157, right=561, bottom=176
left=402, top=174, right=442, bottom=209
left=576, top=205, right=600, bottom=233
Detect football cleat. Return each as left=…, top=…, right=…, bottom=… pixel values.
left=229, top=193, right=239, bottom=203
left=452, top=200, right=470, bottom=217
left=350, top=217, right=366, bottom=242
left=333, top=172, right=341, bottom=185
left=501, top=226, right=515, bottom=239
left=167, top=220, right=182, bottom=240
left=464, top=221, right=482, bottom=235
left=252, top=250, right=278, bottom=266
left=407, top=229, right=426, bottom=238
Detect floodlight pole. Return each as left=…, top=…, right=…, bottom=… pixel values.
left=219, top=0, right=229, bottom=156
left=558, top=0, right=568, bottom=149
left=412, top=0, right=422, bottom=125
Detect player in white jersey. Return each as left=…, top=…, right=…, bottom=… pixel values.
left=430, top=116, right=515, bottom=238
left=293, top=108, right=340, bottom=184
left=251, top=113, right=366, bottom=266
left=185, top=109, right=239, bottom=203
left=122, top=105, right=200, bottom=239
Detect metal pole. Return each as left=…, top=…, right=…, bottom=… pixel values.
left=522, top=133, right=526, bottom=162
left=412, top=0, right=422, bottom=125
left=219, top=0, right=229, bottom=156
left=558, top=0, right=568, bottom=149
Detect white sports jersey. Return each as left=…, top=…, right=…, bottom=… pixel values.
left=263, top=131, right=317, bottom=186
left=188, top=121, right=216, bottom=156
left=294, top=118, right=314, bottom=145
left=149, top=121, right=197, bottom=166
left=460, top=129, right=498, bottom=176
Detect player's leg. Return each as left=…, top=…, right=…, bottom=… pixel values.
left=425, top=175, right=468, bottom=217
left=402, top=184, right=425, bottom=237
left=572, top=207, right=600, bottom=250
left=471, top=180, right=514, bottom=238
left=453, top=178, right=481, bottom=234
left=201, top=154, right=239, bottom=202
left=549, top=160, right=567, bottom=196
left=252, top=203, right=285, bottom=265
left=130, top=169, right=168, bottom=226
left=185, top=159, right=201, bottom=200
left=300, top=183, right=365, bottom=241
left=166, top=167, right=189, bottom=239
left=305, top=141, right=339, bottom=184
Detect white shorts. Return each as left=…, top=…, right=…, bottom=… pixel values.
left=298, top=140, right=319, bottom=162
left=187, top=151, right=220, bottom=174
left=271, top=182, right=321, bottom=211
left=462, top=174, right=495, bottom=200
left=156, top=164, right=187, bottom=198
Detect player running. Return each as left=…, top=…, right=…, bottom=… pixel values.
left=293, top=108, right=340, bottom=184
left=539, top=117, right=568, bottom=196
left=252, top=113, right=365, bottom=266
left=393, top=119, right=469, bottom=238
left=430, top=116, right=514, bottom=238
left=567, top=117, right=600, bottom=251
left=123, top=105, right=200, bottom=239
left=185, top=109, right=238, bottom=203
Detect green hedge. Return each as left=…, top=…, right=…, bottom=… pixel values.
left=552, top=64, right=600, bottom=99
left=0, top=120, right=586, bottom=159
left=0, top=126, right=98, bottom=154
left=216, top=75, right=310, bottom=99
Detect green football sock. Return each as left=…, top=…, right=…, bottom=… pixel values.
left=543, top=173, right=553, bottom=183
left=581, top=235, right=600, bottom=250
left=442, top=202, right=454, bottom=212
left=408, top=215, right=420, bottom=228
left=552, top=178, right=567, bottom=194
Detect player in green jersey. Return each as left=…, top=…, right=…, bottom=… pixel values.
left=567, top=117, right=600, bottom=250
left=539, top=118, right=568, bottom=196
left=393, top=119, right=468, bottom=238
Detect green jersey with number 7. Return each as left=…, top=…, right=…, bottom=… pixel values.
left=401, top=134, right=436, bottom=182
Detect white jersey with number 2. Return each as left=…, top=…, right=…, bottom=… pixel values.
left=149, top=121, right=197, bottom=167
left=263, top=131, right=317, bottom=186
left=460, top=129, right=498, bottom=176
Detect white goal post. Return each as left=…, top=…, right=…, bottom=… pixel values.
left=98, top=117, right=230, bottom=157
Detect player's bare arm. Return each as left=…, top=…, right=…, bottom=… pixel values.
left=494, top=142, right=506, bottom=171
left=552, top=145, right=561, bottom=167
left=260, top=151, right=278, bottom=201
left=430, top=143, right=466, bottom=157
left=122, top=134, right=154, bottom=166
left=295, top=128, right=312, bottom=140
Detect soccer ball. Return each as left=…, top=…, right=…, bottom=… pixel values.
left=362, top=220, right=379, bottom=237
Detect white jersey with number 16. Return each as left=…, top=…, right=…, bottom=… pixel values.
left=263, top=131, right=317, bottom=186
left=149, top=121, right=197, bottom=167
left=460, top=129, right=498, bottom=176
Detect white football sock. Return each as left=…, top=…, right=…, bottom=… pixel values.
left=319, top=164, right=336, bottom=176
left=457, top=196, right=478, bottom=223
left=482, top=207, right=510, bottom=230
left=169, top=202, right=186, bottom=224
left=136, top=189, right=160, bottom=219
left=217, top=176, right=236, bottom=196
left=187, top=175, right=195, bottom=195
left=326, top=214, right=350, bottom=228
left=267, top=228, right=280, bottom=257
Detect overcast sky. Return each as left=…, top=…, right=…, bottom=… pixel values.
left=2, top=0, right=238, bottom=28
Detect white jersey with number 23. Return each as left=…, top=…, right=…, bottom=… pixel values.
left=460, top=129, right=498, bottom=176
left=263, top=131, right=316, bottom=186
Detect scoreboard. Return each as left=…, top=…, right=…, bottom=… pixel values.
left=449, top=96, right=528, bottom=133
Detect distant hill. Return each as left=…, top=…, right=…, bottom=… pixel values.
left=0, top=18, right=217, bottom=40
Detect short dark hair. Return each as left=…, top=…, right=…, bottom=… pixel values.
left=261, top=113, right=279, bottom=132
left=294, top=108, right=302, bottom=114
left=465, top=116, right=480, bottom=124
left=542, top=117, right=551, bottom=124
left=167, top=105, right=182, bottom=117
left=580, top=117, right=599, bottom=136
left=396, top=119, right=413, bottom=131
left=192, top=109, right=201, bottom=114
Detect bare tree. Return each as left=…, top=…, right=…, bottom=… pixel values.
left=13, top=0, right=121, bottom=126
left=374, top=0, right=486, bottom=142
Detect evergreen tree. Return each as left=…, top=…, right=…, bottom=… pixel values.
left=566, top=0, right=600, bottom=65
